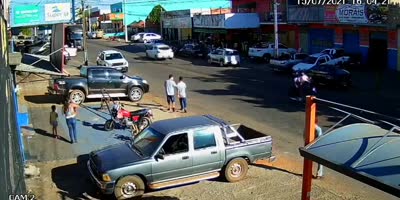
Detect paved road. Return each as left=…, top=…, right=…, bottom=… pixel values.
left=66, top=39, right=399, bottom=200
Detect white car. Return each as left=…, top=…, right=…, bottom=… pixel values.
left=207, top=48, right=240, bottom=67
left=248, top=43, right=296, bottom=62
left=292, top=53, right=331, bottom=72
left=146, top=44, right=174, bottom=60
left=141, top=33, right=162, bottom=43
left=96, top=50, right=129, bottom=72
left=131, top=32, right=145, bottom=42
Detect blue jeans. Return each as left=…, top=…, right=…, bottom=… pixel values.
left=179, top=97, right=187, bottom=110
left=66, top=118, right=77, bottom=143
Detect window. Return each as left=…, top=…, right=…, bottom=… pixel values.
left=217, top=50, right=223, bottom=55
left=133, top=128, right=165, bottom=157
left=105, top=53, right=123, bottom=60
left=160, top=133, right=188, bottom=155
left=278, top=44, right=287, bottom=49
left=158, top=46, right=170, bottom=50
left=107, top=69, right=123, bottom=79
left=225, top=50, right=239, bottom=55
left=90, top=69, right=108, bottom=79
left=193, top=129, right=217, bottom=150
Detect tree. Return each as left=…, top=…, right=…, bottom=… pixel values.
left=20, top=28, right=32, bottom=36
left=146, top=5, right=166, bottom=24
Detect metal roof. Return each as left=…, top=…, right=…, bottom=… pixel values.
left=299, top=123, right=400, bottom=197
left=150, top=115, right=220, bottom=134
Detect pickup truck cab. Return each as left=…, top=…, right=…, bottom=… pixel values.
left=49, top=66, right=149, bottom=104
left=248, top=43, right=296, bottom=63
left=88, top=115, right=274, bottom=199
left=207, top=48, right=240, bottom=67
left=292, top=53, right=331, bottom=72
left=320, top=48, right=350, bottom=65
left=96, top=50, right=129, bottom=73
left=270, top=53, right=309, bottom=73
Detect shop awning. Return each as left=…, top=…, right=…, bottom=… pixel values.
left=299, top=123, right=400, bottom=197
left=193, top=28, right=227, bottom=34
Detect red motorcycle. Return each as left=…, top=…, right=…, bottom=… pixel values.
left=104, top=102, right=153, bottom=136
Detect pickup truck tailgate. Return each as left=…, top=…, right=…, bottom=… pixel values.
left=225, top=125, right=273, bottom=163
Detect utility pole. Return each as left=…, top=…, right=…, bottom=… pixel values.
left=123, top=0, right=128, bottom=42
left=88, top=5, right=92, bottom=33
left=81, top=0, right=88, bottom=65
left=72, top=0, right=76, bottom=23
left=273, top=0, right=279, bottom=58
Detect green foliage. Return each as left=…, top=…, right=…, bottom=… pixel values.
left=147, top=5, right=165, bottom=24
left=20, top=28, right=32, bottom=36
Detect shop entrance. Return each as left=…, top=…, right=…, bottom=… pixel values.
left=368, top=32, right=387, bottom=70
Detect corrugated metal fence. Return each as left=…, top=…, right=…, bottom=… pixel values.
left=0, top=16, right=26, bottom=199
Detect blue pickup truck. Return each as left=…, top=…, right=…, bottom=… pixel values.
left=88, top=115, right=275, bottom=199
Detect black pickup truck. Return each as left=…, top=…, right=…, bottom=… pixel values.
left=49, top=66, right=149, bottom=104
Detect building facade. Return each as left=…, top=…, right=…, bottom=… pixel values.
left=231, top=0, right=400, bottom=71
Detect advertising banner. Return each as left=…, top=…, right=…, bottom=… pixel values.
left=193, top=14, right=225, bottom=28
left=324, top=4, right=388, bottom=25
left=10, top=1, right=72, bottom=27
left=44, top=3, right=71, bottom=22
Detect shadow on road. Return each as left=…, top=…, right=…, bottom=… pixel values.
left=114, top=44, right=146, bottom=54
left=25, top=94, right=64, bottom=104
left=33, top=128, right=71, bottom=143
left=252, top=164, right=303, bottom=177
left=51, top=154, right=102, bottom=199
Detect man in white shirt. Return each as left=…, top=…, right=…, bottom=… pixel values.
left=164, top=74, right=177, bottom=112
left=177, top=76, right=187, bottom=113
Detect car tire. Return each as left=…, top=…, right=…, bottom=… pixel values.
left=224, top=158, right=248, bottom=182
left=114, top=175, right=145, bottom=200
left=128, top=87, right=143, bottom=102
left=104, top=119, right=115, bottom=131
left=139, top=117, right=152, bottom=131
left=219, top=60, right=225, bottom=67
left=68, top=89, right=85, bottom=104
left=143, top=39, right=147, bottom=43
left=207, top=57, right=212, bottom=65
left=263, top=54, right=271, bottom=64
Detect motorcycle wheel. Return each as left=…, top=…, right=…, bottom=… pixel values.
left=104, top=120, right=115, bottom=131
left=131, top=125, right=139, bottom=137
left=139, top=117, right=152, bottom=131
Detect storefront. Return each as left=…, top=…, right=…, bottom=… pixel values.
left=161, top=10, right=192, bottom=41
left=322, top=4, right=398, bottom=70
left=109, top=13, right=124, bottom=32
left=192, top=13, right=260, bottom=47
left=308, top=28, right=335, bottom=54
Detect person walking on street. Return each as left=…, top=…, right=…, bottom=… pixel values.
left=315, top=118, right=324, bottom=178
left=164, top=74, right=177, bottom=112
left=63, top=100, right=79, bottom=143
left=177, top=76, right=187, bottom=113
left=49, top=105, right=59, bottom=139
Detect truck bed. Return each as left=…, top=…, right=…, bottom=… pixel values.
left=223, top=124, right=273, bottom=163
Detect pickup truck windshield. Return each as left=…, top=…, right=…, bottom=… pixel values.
left=132, top=128, right=165, bottom=157
left=226, top=50, right=239, bottom=55
left=105, top=53, right=123, bottom=60
left=70, top=33, right=83, bottom=40
left=303, top=56, right=317, bottom=64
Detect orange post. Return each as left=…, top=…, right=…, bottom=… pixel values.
left=301, top=96, right=316, bottom=200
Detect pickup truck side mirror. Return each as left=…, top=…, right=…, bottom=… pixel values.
left=155, top=153, right=164, bottom=160
left=120, top=75, right=126, bottom=79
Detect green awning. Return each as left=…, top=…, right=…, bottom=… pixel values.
left=193, top=28, right=227, bottom=34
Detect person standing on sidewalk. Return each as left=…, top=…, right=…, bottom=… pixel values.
left=164, top=74, right=177, bottom=112
left=49, top=105, right=59, bottom=139
left=63, top=100, right=79, bottom=143
left=315, top=118, right=324, bottom=178
left=177, top=76, right=187, bottom=113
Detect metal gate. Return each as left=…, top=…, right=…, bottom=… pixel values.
left=343, top=31, right=360, bottom=54
left=0, top=17, right=26, bottom=199
left=308, top=29, right=334, bottom=54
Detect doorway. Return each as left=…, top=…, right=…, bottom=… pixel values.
left=368, top=32, right=387, bottom=70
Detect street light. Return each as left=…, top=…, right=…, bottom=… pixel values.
left=273, top=0, right=280, bottom=58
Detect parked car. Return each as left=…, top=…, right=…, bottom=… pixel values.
left=131, top=32, right=145, bottom=42
left=145, top=44, right=174, bottom=60
left=88, top=32, right=97, bottom=39
left=95, top=30, right=104, bottom=39
left=87, top=114, right=275, bottom=199
left=16, top=35, right=26, bottom=46
left=140, top=33, right=162, bottom=43
left=270, top=53, right=309, bottom=73
left=48, top=66, right=149, bottom=104
left=207, top=48, right=240, bottom=67
left=320, top=48, right=351, bottom=65
left=307, top=63, right=352, bottom=88
left=96, top=50, right=129, bottom=73
left=28, top=41, right=49, bottom=54
left=248, top=43, right=296, bottom=63
left=144, top=39, right=166, bottom=48
left=178, top=43, right=209, bottom=58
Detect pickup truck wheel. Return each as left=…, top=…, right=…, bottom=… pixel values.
left=224, top=158, right=248, bottom=182
left=128, top=87, right=143, bottom=102
left=114, top=175, right=145, bottom=200
left=69, top=90, right=85, bottom=104
left=207, top=57, right=212, bottom=65
left=219, top=60, right=225, bottom=67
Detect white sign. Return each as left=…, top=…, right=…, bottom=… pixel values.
left=163, top=17, right=191, bottom=28
left=336, top=4, right=368, bottom=24
left=45, top=3, right=71, bottom=22
left=193, top=15, right=225, bottom=28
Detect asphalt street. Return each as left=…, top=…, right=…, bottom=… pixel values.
left=66, top=39, right=399, bottom=199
